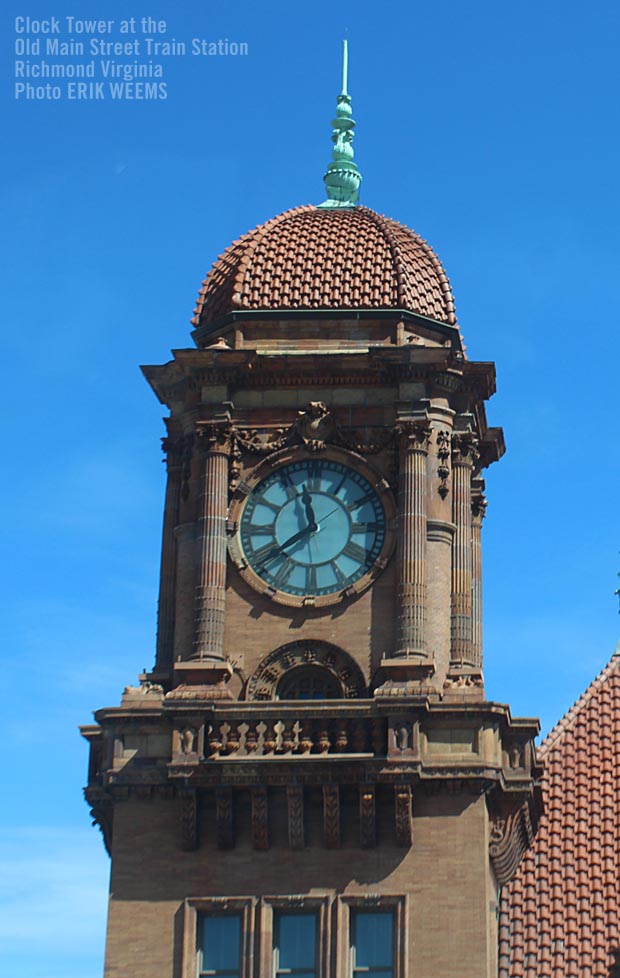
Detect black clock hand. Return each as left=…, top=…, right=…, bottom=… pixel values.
left=257, top=521, right=317, bottom=567
left=301, top=485, right=316, bottom=526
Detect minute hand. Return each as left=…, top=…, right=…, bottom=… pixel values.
left=258, top=521, right=317, bottom=566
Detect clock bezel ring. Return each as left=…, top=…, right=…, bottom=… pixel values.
left=227, top=445, right=397, bottom=608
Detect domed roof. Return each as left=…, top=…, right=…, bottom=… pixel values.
left=191, top=206, right=457, bottom=330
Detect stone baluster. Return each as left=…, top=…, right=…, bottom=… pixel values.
left=191, top=419, right=231, bottom=665
left=449, top=430, right=480, bottom=675
left=394, top=419, right=433, bottom=670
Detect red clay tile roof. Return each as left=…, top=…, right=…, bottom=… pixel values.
left=500, top=652, right=620, bottom=978
left=191, top=205, right=457, bottom=328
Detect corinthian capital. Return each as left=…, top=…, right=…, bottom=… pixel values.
left=194, top=420, right=233, bottom=455
left=396, top=419, right=432, bottom=452
left=451, top=431, right=480, bottom=466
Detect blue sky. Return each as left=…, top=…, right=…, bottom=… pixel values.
left=2, top=1, right=620, bottom=975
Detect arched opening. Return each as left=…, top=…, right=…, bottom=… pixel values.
left=276, top=665, right=343, bottom=701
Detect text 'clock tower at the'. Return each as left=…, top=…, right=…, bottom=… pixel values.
left=82, top=44, right=541, bottom=978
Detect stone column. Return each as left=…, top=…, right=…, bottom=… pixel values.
left=471, top=480, right=487, bottom=672
left=154, top=433, right=183, bottom=674
left=448, top=430, right=479, bottom=675
left=394, top=419, right=432, bottom=667
left=172, top=522, right=197, bottom=663
left=191, top=421, right=231, bottom=664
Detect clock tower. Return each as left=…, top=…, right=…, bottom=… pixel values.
left=82, top=44, right=541, bottom=978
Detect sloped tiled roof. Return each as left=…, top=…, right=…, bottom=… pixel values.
left=500, top=652, right=620, bottom=978
left=192, top=205, right=457, bottom=328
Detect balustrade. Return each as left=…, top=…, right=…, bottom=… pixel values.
left=198, top=709, right=386, bottom=759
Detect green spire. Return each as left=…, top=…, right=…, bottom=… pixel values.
left=318, top=40, right=362, bottom=208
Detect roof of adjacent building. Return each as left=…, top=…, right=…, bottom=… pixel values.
left=500, top=650, right=620, bottom=978
left=191, top=205, right=457, bottom=329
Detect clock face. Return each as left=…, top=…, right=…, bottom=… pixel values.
left=237, top=459, right=387, bottom=598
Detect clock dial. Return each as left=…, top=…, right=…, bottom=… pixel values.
left=238, top=459, right=387, bottom=597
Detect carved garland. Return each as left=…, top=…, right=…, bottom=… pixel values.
left=436, top=430, right=451, bottom=498
left=246, top=641, right=367, bottom=701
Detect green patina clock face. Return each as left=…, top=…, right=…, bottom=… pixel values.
left=239, top=459, right=387, bottom=597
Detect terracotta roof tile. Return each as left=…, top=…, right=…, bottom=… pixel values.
left=501, top=651, right=620, bottom=978
left=191, top=205, right=457, bottom=328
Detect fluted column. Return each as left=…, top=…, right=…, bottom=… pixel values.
left=191, top=421, right=231, bottom=663
left=395, top=420, right=432, bottom=664
left=449, top=431, right=479, bottom=673
left=154, top=433, right=183, bottom=673
left=471, top=481, right=487, bottom=672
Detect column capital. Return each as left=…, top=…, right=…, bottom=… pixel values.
left=194, top=419, right=234, bottom=456
left=451, top=430, right=480, bottom=466
left=161, top=433, right=185, bottom=472
left=471, top=492, right=488, bottom=524
left=396, top=418, right=432, bottom=452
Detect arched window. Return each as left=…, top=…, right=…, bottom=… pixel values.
left=277, top=665, right=342, bottom=701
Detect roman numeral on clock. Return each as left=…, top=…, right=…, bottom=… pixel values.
left=279, top=470, right=299, bottom=499
left=248, top=524, right=276, bottom=535
left=342, top=541, right=368, bottom=563
left=307, top=460, right=322, bottom=491
left=330, top=561, right=347, bottom=586
left=347, top=493, right=372, bottom=512
left=351, top=522, right=380, bottom=533
left=305, top=565, right=317, bottom=592
left=273, top=557, right=296, bottom=587
left=253, top=541, right=279, bottom=565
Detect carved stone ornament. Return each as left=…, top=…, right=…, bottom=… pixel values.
left=195, top=420, right=233, bottom=455
left=396, top=418, right=432, bottom=451
left=246, top=641, right=367, bottom=701
left=234, top=404, right=395, bottom=460
left=86, top=794, right=113, bottom=856
left=294, top=401, right=336, bottom=452
left=323, top=784, right=341, bottom=848
left=471, top=492, right=488, bottom=522
left=436, top=429, right=451, bottom=498
left=120, top=680, right=164, bottom=706
left=489, top=803, right=534, bottom=885
left=216, top=787, right=234, bottom=849
left=359, top=785, right=376, bottom=848
left=287, top=786, right=304, bottom=850
left=180, top=727, right=197, bottom=755
left=451, top=431, right=480, bottom=466
left=443, top=672, right=484, bottom=689
left=180, top=790, right=198, bottom=851
left=251, top=788, right=269, bottom=850
left=394, top=784, right=413, bottom=847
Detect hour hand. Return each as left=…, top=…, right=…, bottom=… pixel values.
left=301, top=485, right=317, bottom=526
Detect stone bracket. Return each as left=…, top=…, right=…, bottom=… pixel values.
left=287, top=786, right=304, bottom=850
left=394, top=784, right=413, bottom=847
